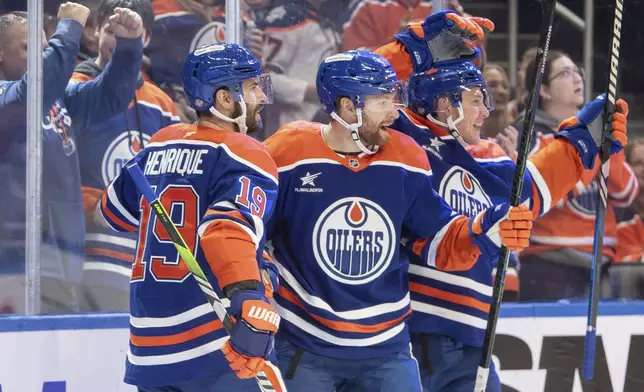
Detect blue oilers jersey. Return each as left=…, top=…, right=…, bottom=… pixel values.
left=72, top=62, right=179, bottom=292
left=264, top=121, right=481, bottom=360
left=394, top=109, right=584, bottom=347
left=0, top=21, right=142, bottom=283
left=99, top=123, right=278, bottom=387
left=147, top=0, right=256, bottom=88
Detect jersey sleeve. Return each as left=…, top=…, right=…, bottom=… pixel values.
left=372, top=40, right=415, bottom=81
left=99, top=153, right=144, bottom=232
left=604, top=152, right=637, bottom=207
left=404, top=170, right=482, bottom=272
left=64, top=36, right=143, bottom=131
left=516, top=136, right=585, bottom=218
left=615, top=206, right=644, bottom=262
left=197, top=148, right=279, bottom=292
left=0, top=19, right=82, bottom=137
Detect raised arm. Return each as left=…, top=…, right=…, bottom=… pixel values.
left=64, top=7, right=144, bottom=130
left=373, top=10, right=492, bottom=80
left=0, top=4, right=91, bottom=135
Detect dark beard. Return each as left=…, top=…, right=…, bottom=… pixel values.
left=231, top=103, right=261, bottom=134
left=359, top=113, right=390, bottom=147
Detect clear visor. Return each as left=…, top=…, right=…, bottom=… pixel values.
left=363, top=81, right=408, bottom=112
left=457, top=84, right=494, bottom=112
left=241, top=74, right=274, bottom=105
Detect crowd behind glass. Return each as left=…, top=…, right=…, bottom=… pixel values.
left=0, top=0, right=642, bottom=314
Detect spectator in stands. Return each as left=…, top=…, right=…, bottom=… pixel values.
left=44, top=12, right=58, bottom=38
left=0, top=3, right=144, bottom=313
left=76, top=0, right=101, bottom=62
left=515, top=49, right=637, bottom=301
left=72, top=0, right=178, bottom=312
left=342, top=0, right=461, bottom=51
left=146, top=0, right=263, bottom=124
left=609, top=140, right=644, bottom=299
left=508, top=46, right=537, bottom=122
left=481, top=62, right=518, bottom=159
left=255, top=0, right=341, bottom=138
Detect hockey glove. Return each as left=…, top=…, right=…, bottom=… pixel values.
left=469, top=203, right=533, bottom=261
left=221, top=290, right=280, bottom=379
left=555, top=94, right=629, bottom=169
left=394, top=10, right=494, bottom=73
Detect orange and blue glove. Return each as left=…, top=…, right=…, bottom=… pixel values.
left=221, top=290, right=280, bottom=379
left=394, top=10, right=494, bottom=73
left=555, top=94, right=629, bottom=169
left=469, top=203, right=533, bottom=262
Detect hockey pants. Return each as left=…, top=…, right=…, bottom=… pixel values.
left=275, top=336, right=422, bottom=391
left=411, top=333, right=501, bottom=392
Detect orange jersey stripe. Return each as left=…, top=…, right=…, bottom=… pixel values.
left=130, top=320, right=224, bottom=347
left=265, top=121, right=430, bottom=173
left=409, top=281, right=490, bottom=313
left=277, top=286, right=411, bottom=334
left=434, top=216, right=481, bottom=271
left=102, top=193, right=137, bottom=231
left=85, top=248, right=134, bottom=263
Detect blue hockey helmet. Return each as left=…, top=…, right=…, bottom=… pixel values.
left=408, top=61, right=493, bottom=137
left=182, top=43, right=271, bottom=113
left=316, top=51, right=406, bottom=114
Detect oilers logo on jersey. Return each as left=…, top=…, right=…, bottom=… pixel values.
left=102, top=130, right=151, bottom=185
left=312, top=197, right=395, bottom=285
left=190, top=21, right=227, bottom=53
left=439, top=166, right=492, bottom=217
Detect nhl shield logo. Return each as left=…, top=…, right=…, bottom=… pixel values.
left=312, top=197, right=395, bottom=285
left=102, top=131, right=150, bottom=185
left=349, top=158, right=360, bottom=168
left=439, top=167, right=492, bottom=217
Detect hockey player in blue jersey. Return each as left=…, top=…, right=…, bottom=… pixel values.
left=95, top=43, right=286, bottom=391
left=372, top=11, right=630, bottom=391
left=263, top=49, right=535, bottom=392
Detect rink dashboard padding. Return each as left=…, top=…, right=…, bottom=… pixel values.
left=1, top=301, right=643, bottom=391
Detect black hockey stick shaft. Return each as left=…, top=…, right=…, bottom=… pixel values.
left=583, top=0, right=624, bottom=381
left=475, top=1, right=557, bottom=390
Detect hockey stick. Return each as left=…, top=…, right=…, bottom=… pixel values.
left=474, top=1, right=556, bottom=390
left=125, top=161, right=282, bottom=392
left=583, top=0, right=624, bottom=381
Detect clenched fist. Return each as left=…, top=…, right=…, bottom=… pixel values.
left=108, top=7, right=144, bottom=39
left=58, top=2, right=90, bottom=27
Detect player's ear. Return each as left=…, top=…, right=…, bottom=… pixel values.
left=215, top=89, right=234, bottom=111
left=338, top=97, right=356, bottom=117
left=436, top=96, right=450, bottom=112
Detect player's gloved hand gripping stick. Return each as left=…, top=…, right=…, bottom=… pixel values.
left=475, top=1, right=557, bottom=390
left=125, top=162, right=284, bottom=392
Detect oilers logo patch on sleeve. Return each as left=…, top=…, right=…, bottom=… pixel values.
left=312, top=198, right=395, bottom=285
left=439, top=167, right=492, bottom=217
left=102, top=131, right=151, bottom=185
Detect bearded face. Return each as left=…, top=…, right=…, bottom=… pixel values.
left=230, top=102, right=263, bottom=134
left=358, top=108, right=392, bottom=148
